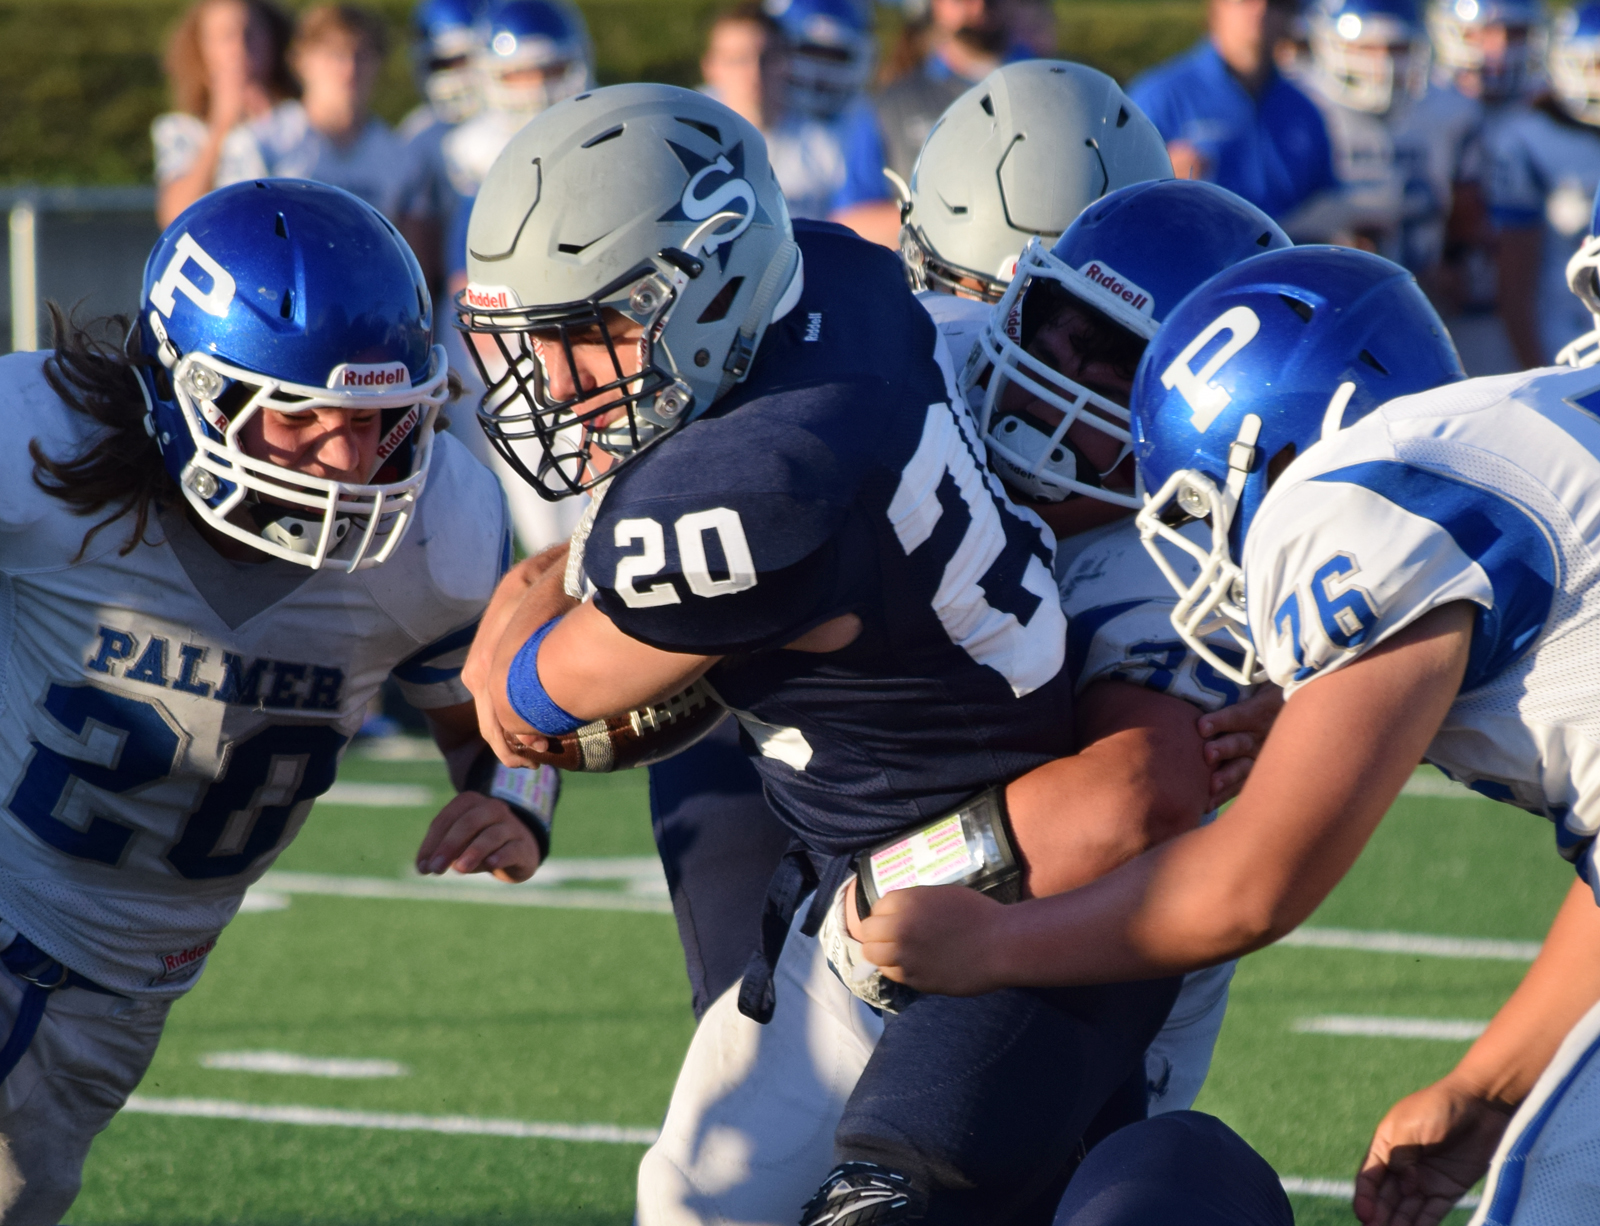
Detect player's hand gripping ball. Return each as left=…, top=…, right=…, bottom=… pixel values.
left=537, top=679, right=728, bottom=772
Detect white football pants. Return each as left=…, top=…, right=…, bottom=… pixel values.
left=0, top=966, right=169, bottom=1225
left=1470, top=995, right=1600, bottom=1226
left=636, top=897, right=1234, bottom=1226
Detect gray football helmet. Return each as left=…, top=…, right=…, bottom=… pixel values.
left=899, top=61, right=1172, bottom=304
left=456, top=83, right=800, bottom=498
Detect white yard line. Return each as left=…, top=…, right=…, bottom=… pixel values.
left=1400, top=772, right=1488, bottom=801
left=201, top=1052, right=408, bottom=1078
left=122, top=1095, right=658, bottom=1144
left=1279, top=1175, right=1479, bottom=1209
left=1293, top=1015, right=1489, bottom=1041
left=114, top=1096, right=1474, bottom=1206
left=255, top=871, right=674, bottom=915
left=320, top=783, right=435, bottom=807
left=1280, top=927, right=1541, bottom=961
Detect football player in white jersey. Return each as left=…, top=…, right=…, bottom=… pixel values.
left=852, top=241, right=1600, bottom=1224
left=1491, top=2, right=1600, bottom=367
left=0, top=179, right=551, bottom=1226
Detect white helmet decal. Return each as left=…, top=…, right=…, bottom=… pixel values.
left=150, top=234, right=237, bottom=320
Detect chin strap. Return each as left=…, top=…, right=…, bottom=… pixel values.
left=715, top=239, right=801, bottom=398
left=1222, top=413, right=1262, bottom=507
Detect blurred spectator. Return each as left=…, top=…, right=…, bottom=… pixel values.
left=1129, top=0, right=1337, bottom=222
left=398, top=0, right=487, bottom=294
left=282, top=6, right=412, bottom=219
left=696, top=1, right=866, bottom=220
left=442, top=0, right=594, bottom=556
left=152, top=0, right=298, bottom=226
left=1491, top=2, right=1600, bottom=366
left=442, top=0, right=592, bottom=208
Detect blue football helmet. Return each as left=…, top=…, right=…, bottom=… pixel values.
left=1563, top=190, right=1600, bottom=367
left=137, top=180, right=449, bottom=571
left=1427, top=0, right=1545, bottom=102
left=478, top=0, right=593, bottom=118
left=1310, top=0, right=1431, bottom=112
left=1132, top=246, right=1465, bottom=683
left=413, top=0, right=488, bottom=123
left=1549, top=2, right=1600, bottom=123
left=764, top=0, right=875, bottom=121
left=966, top=179, right=1290, bottom=508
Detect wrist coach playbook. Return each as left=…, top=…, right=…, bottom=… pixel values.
left=854, top=785, right=1022, bottom=920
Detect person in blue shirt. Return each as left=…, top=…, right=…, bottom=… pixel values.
left=1129, top=0, right=1338, bottom=222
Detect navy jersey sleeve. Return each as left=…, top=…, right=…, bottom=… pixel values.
left=585, top=381, right=882, bottom=654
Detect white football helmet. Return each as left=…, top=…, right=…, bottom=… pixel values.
left=1309, top=0, right=1431, bottom=113
left=1549, top=2, right=1600, bottom=124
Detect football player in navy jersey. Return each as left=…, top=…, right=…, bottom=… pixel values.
left=0, top=180, right=553, bottom=1225
left=457, top=83, right=1205, bottom=1224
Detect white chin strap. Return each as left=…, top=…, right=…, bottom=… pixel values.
left=1559, top=233, right=1600, bottom=369
left=1134, top=415, right=1264, bottom=687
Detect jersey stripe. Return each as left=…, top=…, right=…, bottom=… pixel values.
left=1310, top=461, right=1558, bottom=691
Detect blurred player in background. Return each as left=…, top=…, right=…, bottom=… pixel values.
left=1286, top=0, right=1432, bottom=257
left=399, top=0, right=487, bottom=294
left=152, top=0, right=299, bottom=226
left=697, top=0, right=861, bottom=221
left=444, top=0, right=594, bottom=555
left=0, top=180, right=553, bottom=1226
left=1416, top=0, right=1545, bottom=375
left=1492, top=1, right=1600, bottom=367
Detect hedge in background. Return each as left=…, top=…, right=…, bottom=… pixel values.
left=0, top=0, right=1205, bottom=186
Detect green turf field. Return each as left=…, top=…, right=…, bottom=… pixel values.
left=69, top=747, right=1574, bottom=1225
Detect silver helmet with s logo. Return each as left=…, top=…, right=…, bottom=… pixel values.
left=457, top=82, right=799, bottom=498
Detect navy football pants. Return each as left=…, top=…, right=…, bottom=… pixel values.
left=647, top=719, right=791, bottom=1019
left=650, top=724, right=1180, bottom=1223
left=1054, top=1111, right=1293, bottom=1226
left=836, top=976, right=1182, bottom=1225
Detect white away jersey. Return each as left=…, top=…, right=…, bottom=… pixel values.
left=0, top=354, right=508, bottom=997
left=1057, top=518, right=1251, bottom=713
left=1245, top=365, right=1600, bottom=881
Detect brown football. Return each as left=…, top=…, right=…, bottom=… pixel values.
left=540, top=679, right=729, bottom=772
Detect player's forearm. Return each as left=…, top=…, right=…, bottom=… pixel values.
left=1449, top=878, right=1600, bottom=1108
left=1007, top=682, right=1212, bottom=897
left=495, top=598, right=718, bottom=725
left=986, top=607, right=1474, bottom=986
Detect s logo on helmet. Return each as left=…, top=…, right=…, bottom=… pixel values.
left=659, top=140, right=772, bottom=267
left=150, top=234, right=237, bottom=320
left=681, top=155, right=755, bottom=254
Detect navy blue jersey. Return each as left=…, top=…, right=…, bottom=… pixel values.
left=585, top=222, right=1072, bottom=855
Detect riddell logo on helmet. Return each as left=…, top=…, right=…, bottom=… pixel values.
left=464, top=283, right=521, bottom=310
left=327, top=362, right=410, bottom=392
left=1078, top=261, right=1152, bottom=314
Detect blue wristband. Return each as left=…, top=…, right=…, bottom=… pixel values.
left=505, top=617, right=586, bottom=736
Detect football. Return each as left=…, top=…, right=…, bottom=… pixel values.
left=538, top=679, right=729, bottom=772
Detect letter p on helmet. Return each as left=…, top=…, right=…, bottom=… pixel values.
left=150, top=234, right=237, bottom=320
left=1159, top=305, right=1260, bottom=432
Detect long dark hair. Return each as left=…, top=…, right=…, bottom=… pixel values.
left=31, top=305, right=176, bottom=560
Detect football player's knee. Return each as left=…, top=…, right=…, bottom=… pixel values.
left=634, top=1141, right=696, bottom=1226
left=800, top=1163, right=927, bottom=1226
